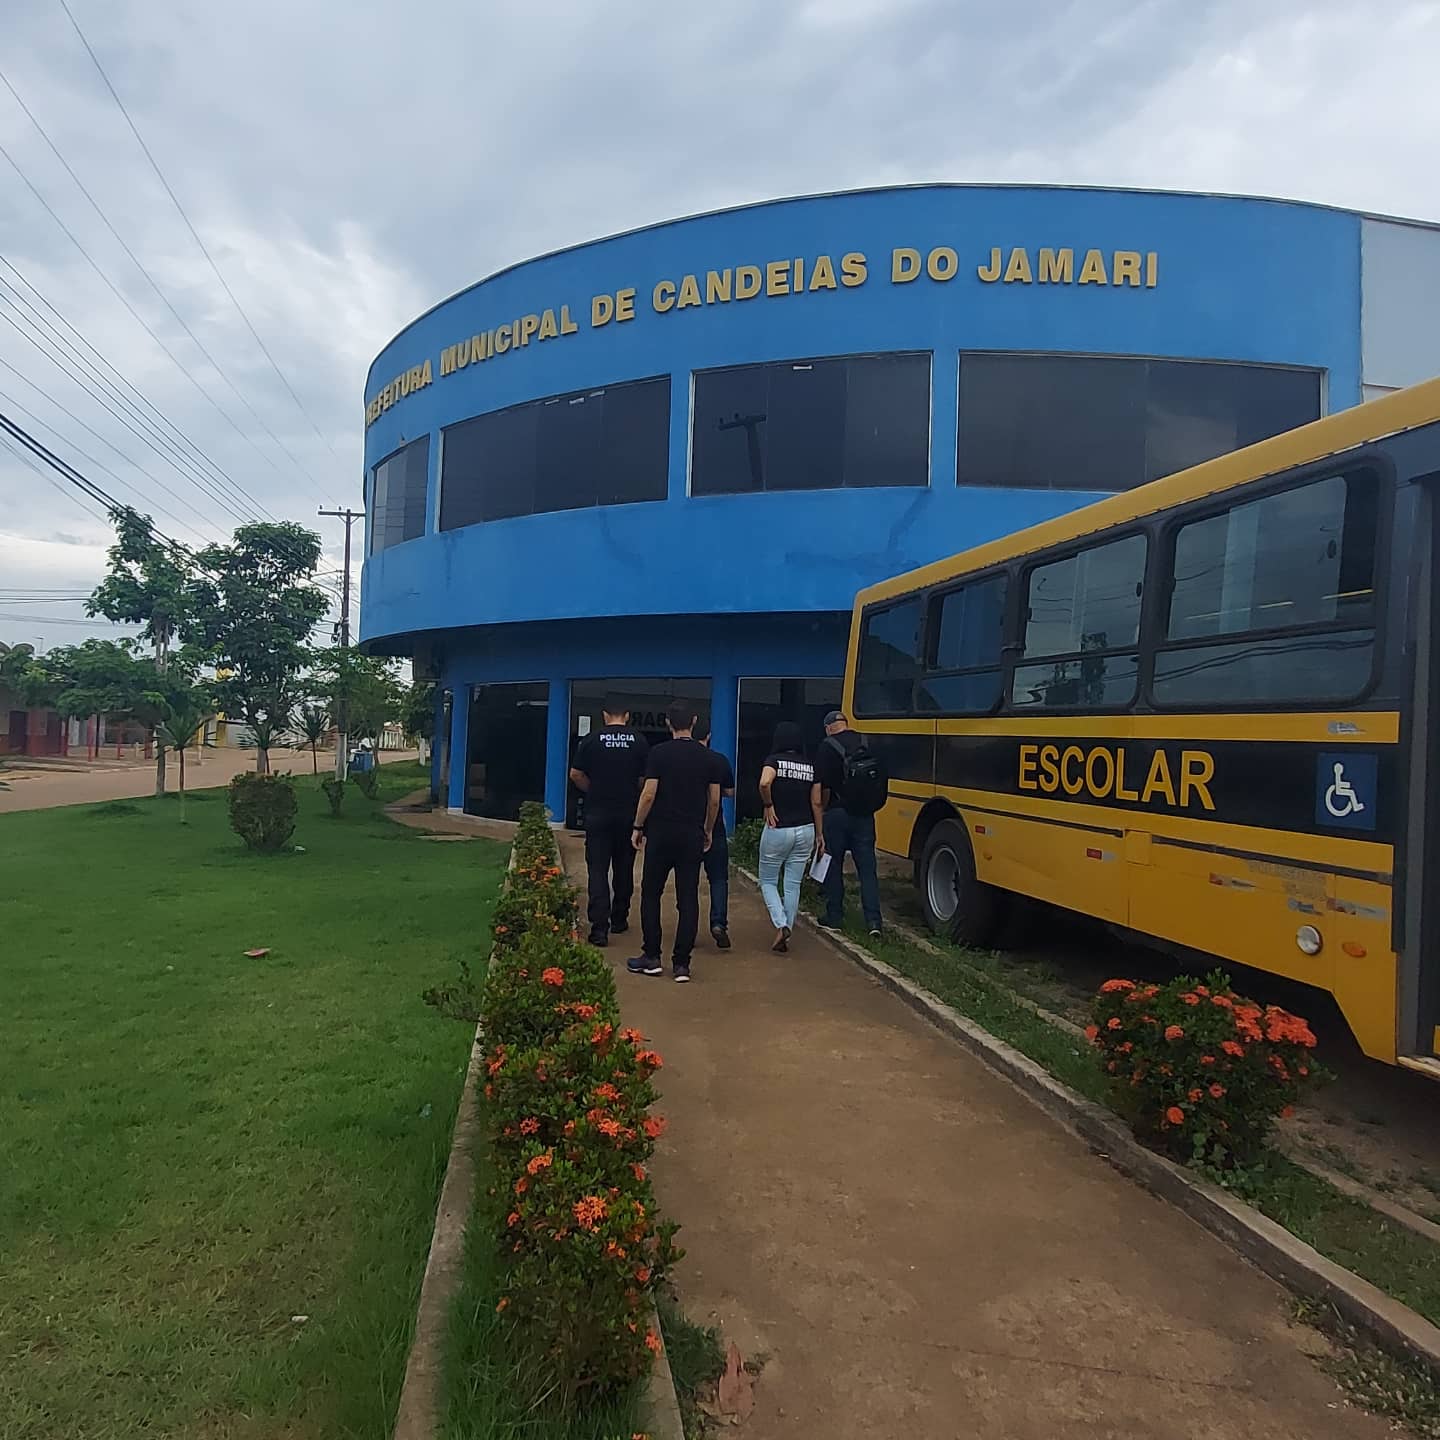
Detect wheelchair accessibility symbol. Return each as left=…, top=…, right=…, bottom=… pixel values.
left=1315, top=753, right=1377, bottom=831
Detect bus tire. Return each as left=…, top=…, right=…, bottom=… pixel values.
left=919, top=819, right=1003, bottom=948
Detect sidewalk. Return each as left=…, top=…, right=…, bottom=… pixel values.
left=558, top=833, right=1384, bottom=1440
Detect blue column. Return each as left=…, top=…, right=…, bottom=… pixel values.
left=447, top=686, right=468, bottom=812
left=544, top=676, right=571, bottom=822
left=709, top=669, right=739, bottom=831
left=429, top=684, right=444, bottom=801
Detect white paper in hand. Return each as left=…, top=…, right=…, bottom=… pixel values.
left=809, top=852, right=831, bottom=883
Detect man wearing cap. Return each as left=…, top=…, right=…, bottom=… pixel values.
left=813, top=709, right=885, bottom=937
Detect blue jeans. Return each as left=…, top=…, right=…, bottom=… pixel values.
left=821, top=808, right=881, bottom=930
left=703, top=825, right=729, bottom=931
left=758, top=822, right=814, bottom=930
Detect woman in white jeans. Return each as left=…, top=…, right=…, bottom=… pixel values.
left=757, top=722, right=825, bottom=953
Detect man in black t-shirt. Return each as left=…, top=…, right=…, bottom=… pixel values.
left=627, top=700, right=720, bottom=983
left=695, top=714, right=735, bottom=950
left=814, top=709, right=883, bottom=936
left=569, top=701, right=649, bottom=946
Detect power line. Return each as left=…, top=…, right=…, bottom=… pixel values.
left=0, top=253, right=273, bottom=522
left=0, top=133, right=319, bottom=504
left=0, top=287, right=244, bottom=533
left=55, top=0, right=341, bottom=482
left=0, top=429, right=108, bottom=525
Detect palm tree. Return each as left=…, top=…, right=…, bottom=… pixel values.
left=154, top=691, right=212, bottom=824
left=298, top=704, right=330, bottom=775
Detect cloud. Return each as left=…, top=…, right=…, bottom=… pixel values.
left=1, top=0, right=1437, bottom=619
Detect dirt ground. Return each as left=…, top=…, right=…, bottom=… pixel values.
left=0, top=748, right=417, bottom=814
left=558, top=831, right=1389, bottom=1440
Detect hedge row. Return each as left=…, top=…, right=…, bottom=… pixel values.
left=480, top=801, right=680, bottom=1402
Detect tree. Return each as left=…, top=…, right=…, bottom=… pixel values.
left=185, top=523, right=328, bottom=774
left=21, top=640, right=168, bottom=727
left=88, top=507, right=191, bottom=796
left=297, top=704, right=330, bottom=775
left=153, top=683, right=213, bottom=824
left=311, top=648, right=403, bottom=755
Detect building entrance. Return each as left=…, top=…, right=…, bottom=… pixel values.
left=566, top=678, right=712, bottom=828
left=736, top=677, right=843, bottom=820
left=465, top=682, right=548, bottom=820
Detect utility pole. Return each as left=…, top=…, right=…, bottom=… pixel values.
left=319, top=508, right=363, bottom=779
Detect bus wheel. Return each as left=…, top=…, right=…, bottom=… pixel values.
left=920, top=819, right=1002, bottom=948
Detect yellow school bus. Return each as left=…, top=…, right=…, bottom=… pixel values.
left=843, top=378, right=1440, bottom=1074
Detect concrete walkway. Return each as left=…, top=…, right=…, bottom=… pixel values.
left=558, top=833, right=1385, bottom=1440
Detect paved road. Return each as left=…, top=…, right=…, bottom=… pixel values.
left=0, top=749, right=417, bottom=814
left=555, top=831, right=1388, bottom=1440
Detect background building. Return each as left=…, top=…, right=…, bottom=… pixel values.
left=359, top=183, right=1440, bottom=822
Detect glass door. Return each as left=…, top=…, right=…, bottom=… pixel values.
left=736, top=677, right=843, bottom=820
left=465, top=683, right=548, bottom=820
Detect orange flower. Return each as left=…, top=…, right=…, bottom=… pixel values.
left=594, top=1082, right=622, bottom=1103
left=484, top=1083, right=494, bottom=1100
left=1211, top=994, right=1233, bottom=1009
left=1221, top=1040, right=1245, bottom=1058
left=1188, top=1088, right=1203, bottom=1103
left=1165, top=1106, right=1185, bottom=1126
left=573, top=1195, right=609, bottom=1230
left=621, top=1027, right=645, bottom=1045
left=506, top=1211, right=521, bottom=1227
left=1164, top=1024, right=1184, bottom=1042
left=1180, top=993, right=1200, bottom=1006
left=1118, top=1042, right=1134, bottom=1055
left=519, top=1116, right=540, bottom=1136
left=635, top=1265, right=652, bottom=1285
left=514, top=1177, right=528, bottom=1195
left=1200, top=1054, right=1215, bottom=1067
left=643, top=1115, right=668, bottom=1140
left=541, top=967, right=566, bottom=987
left=1106, top=1017, right=1123, bottom=1031
left=591, top=1022, right=615, bottom=1048
left=598, top=1117, right=622, bottom=1138
left=631, top=1163, right=647, bottom=1183
left=644, top=1330, right=662, bottom=1355
left=563, top=1119, right=577, bottom=1136
left=526, top=1150, right=553, bottom=1175
left=1083, top=1024, right=1100, bottom=1042
left=495, top=924, right=509, bottom=934
left=637, top=1049, right=664, bottom=1070
left=1099, top=978, right=1135, bottom=993
left=605, top=1239, right=627, bottom=1259
left=1209, top=1083, right=1225, bottom=1099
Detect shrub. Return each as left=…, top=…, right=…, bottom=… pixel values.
left=353, top=766, right=380, bottom=800
left=1088, top=970, right=1325, bottom=1168
left=227, top=772, right=298, bottom=852
left=480, top=931, right=616, bottom=1048
left=492, top=871, right=580, bottom=954
left=320, top=775, right=345, bottom=817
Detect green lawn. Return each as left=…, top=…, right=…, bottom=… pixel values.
left=1, top=764, right=506, bottom=1440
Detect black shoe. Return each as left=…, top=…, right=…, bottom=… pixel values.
left=818, top=916, right=843, bottom=931
left=611, top=919, right=629, bottom=936
left=627, top=955, right=663, bottom=977
left=711, top=925, right=731, bottom=950
left=868, top=926, right=883, bottom=940
left=587, top=930, right=609, bottom=948
left=672, top=961, right=691, bottom=983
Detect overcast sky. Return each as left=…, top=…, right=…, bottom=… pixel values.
left=2, top=0, right=1438, bottom=649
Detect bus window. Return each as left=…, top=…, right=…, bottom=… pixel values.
left=1011, top=534, right=1146, bottom=710
left=917, top=575, right=1007, bottom=714
left=855, top=596, right=925, bottom=715
left=1153, top=472, right=1379, bottom=706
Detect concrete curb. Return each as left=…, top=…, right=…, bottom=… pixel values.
left=736, top=866, right=1440, bottom=1382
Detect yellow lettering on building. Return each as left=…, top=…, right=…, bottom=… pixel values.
left=766, top=259, right=790, bottom=296
left=840, top=252, right=867, bottom=287
left=977, top=247, right=1002, bottom=282
left=1038, top=248, right=1073, bottom=284
left=1112, top=251, right=1142, bottom=287
left=560, top=304, right=579, bottom=334
left=538, top=308, right=559, bottom=339
left=676, top=274, right=702, bottom=309
left=809, top=254, right=837, bottom=291
left=1003, top=248, right=1033, bottom=284
left=892, top=247, right=921, bottom=283
left=735, top=265, right=762, bottom=299
left=792, top=257, right=804, bottom=291
left=927, top=246, right=958, bottom=281
left=494, top=323, right=512, bottom=353
left=1078, top=248, right=1108, bottom=284
left=1146, top=252, right=1159, bottom=287
left=615, top=288, right=636, bottom=322
left=592, top=293, right=614, bottom=327
left=706, top=269, right=732, bottom=303
left=653, top=279, right=676, bottom=313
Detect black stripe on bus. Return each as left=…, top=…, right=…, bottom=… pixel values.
left=931, top=733, right=1399, bottom=845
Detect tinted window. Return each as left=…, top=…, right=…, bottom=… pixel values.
left=1022, top=535, right=1146, bottom=657
left=370, top=436, right=430, bottom=554
left=916, top=575, right=1008, bottom=715
left=692, top=353, right=930, bottom=495
left=439, top=376, right=669, bottom=528
left=958, top=354, right=1321, bottom=491
left=1014, top=535, right=1146, bottom=710
left=1154, top=472, right=1379, bottom=706
left=854, top=596, right=925, bottom=715
left=1166, top=475, right=1376, bottom=639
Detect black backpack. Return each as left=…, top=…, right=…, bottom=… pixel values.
left=826, top=735, right=889, bottom=816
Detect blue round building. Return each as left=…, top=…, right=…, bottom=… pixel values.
left=358, top=183, right=1440, bottom=823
